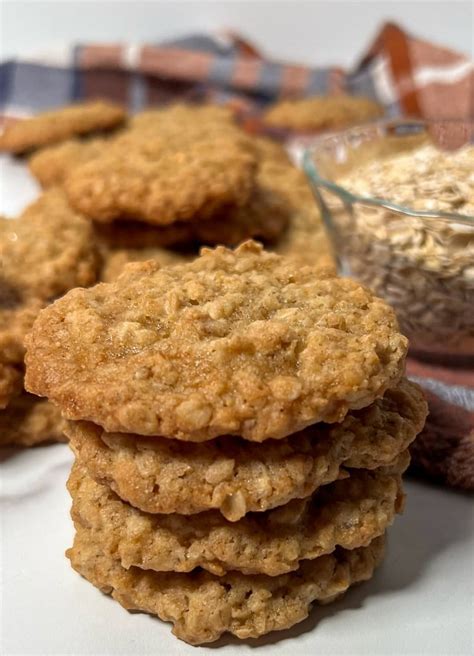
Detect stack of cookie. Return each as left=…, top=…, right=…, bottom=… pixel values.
left=0, top=190, right=100, bottom=446
left=25, top=242, right=427, bottom=644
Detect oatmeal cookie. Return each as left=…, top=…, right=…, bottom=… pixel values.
left=29, top=137, right=107, bottom=187
left=93, top=147, right=292, bottom=251
left=270, top=162, right=334, bottom=268
left=68, top=528, right=384, bottom=645
left=130, top=104, right=236, bottom=132
left=0, top=362, right=22, bottom=409
left=25, top=242, right=408, bottom=441
left=263, top=95, right=384, bottom=133
left=0, top=190, right=100, bottom=302
left=28, top=104, right=236, bottom=188
left=0, top=393, right=66, bottom=447
left=0, top=296, right=43, bottom=365
left=69, top=461, right=403, bottom=576
left=64, top=126, right=257, bottom=226
left=0, top=101, right=126, bottom=154
left=185, top=152, right=291, bottom=246
left=67, top=420, right=349, bottom=520
left=66, top=379, right=424, bottom=519
left=252, top=136, right=292, bottom=163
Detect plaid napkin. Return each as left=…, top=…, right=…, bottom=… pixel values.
left=1, top=22, right=472, bottom=122
left=0, top=22, right=472, bottom=490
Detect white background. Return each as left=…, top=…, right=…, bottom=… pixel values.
left=0, top=0, right=473, bottom=67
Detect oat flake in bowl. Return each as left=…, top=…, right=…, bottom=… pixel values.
left=304, top=120, right=474, bottom=364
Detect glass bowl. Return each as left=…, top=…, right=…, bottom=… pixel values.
left=303, top=119, right=474, bottom=365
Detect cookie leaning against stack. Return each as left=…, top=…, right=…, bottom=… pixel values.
left=25, top=242, right=427, bottom=644
left=0, top=189, right=101, bottom=446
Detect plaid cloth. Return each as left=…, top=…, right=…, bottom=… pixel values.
left=0, top=22, right=472, bottom=489
left=1, top=22, right=472, bottom=122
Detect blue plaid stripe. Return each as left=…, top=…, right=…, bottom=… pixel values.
left=0, top=61, right=15, bottom=109
left=258, top=62, right=282, bottom=97
left=4, top=62, right=74, bottom=111
left=208, top=56, right=236, bottom=86
left=305, top=69, right=330, bottom=95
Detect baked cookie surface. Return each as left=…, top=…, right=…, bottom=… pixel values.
left=68, top=527, right=384, bottom=645
left=66, top=379, right=424, bottom=518
left=264, top=95, right=384, bottom=132
left=0, top=362, right=22, bottom=409
left=0, top=392, right=66, bottom=447
left=25, top=242, right=408, bottom=441
left=64, top=126, right=257, bottom=226
left=29, top=137, right=107, bottom=187
left=69, top=462, right=403, bottom=576
left=0, top=190, right=100, bottom=302
left=0, top=297, right=43, bottom=357
left=93, top=155, right=291, bottom=251
left=0, top=101, right=126, bottom=154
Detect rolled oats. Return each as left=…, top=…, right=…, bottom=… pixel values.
left=335, top=144, right=474, bottom=357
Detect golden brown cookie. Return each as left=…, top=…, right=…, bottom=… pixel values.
left=0, top=101, right=126, bottom=154
left=252, top=136, right=292, bottom=164
left=25, top=242, right=408, bottom=441
left=0, top=297, right=43, bottom=360
left=66, top=419, right=347, bottom=520
left=0, top=362, right=22, bottom=409
left=130, top=104, right=236, bottom=133
left=66, top=379, right=423, bottom=519
left=28, top=104, right=237, bottom=188
left=0, top=190, right=100, bottom=302
left=64, top=125, right=257, bottom=226
left=68, top=528, right=385, bottom=645
left=270, top=162, right=334, bottom=268
left=93, top=151, right=292, bottom=251
left=185, top=150, right=292, bottom=247
left=29, top=137, right=107, bottom=187
left=0, top=392, right=66, bottom=447
left=69, top=460, right=403, bottom=576
left=263, top=95, right=384, bottom=133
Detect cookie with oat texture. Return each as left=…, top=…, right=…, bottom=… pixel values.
left=66, top=379, right=424, bottom=519
left=29, top=137, right=107, bottom=187
left=0, top=189, right=100, bottom=302
left=68, top=461, right=404, bottom=576
left=0, top=101, right=126, bottom=154
left=25, top=242, right=408, bottom=441
left=0, top=392, right=66, bottom=447
left=64, top=125, right=257, bottom=226
left=68, top=527, right=385, bottom=645
left=263, top=95, right=384, bottom=133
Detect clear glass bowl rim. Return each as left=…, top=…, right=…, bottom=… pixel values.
left=302, top=118, right=474, bottom=226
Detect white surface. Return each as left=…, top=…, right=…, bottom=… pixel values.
left=1, top=137, right=474, bottom=656
left=0, top=1, right=473, bottom=67
left=1, top=445, right=473, bottom=656
left=0, top=155, right=40, bottom=216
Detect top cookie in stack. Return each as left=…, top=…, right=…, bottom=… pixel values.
left=24, top=242, right=427, bottom=644
left=25, top=241, right=407, bottom=441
